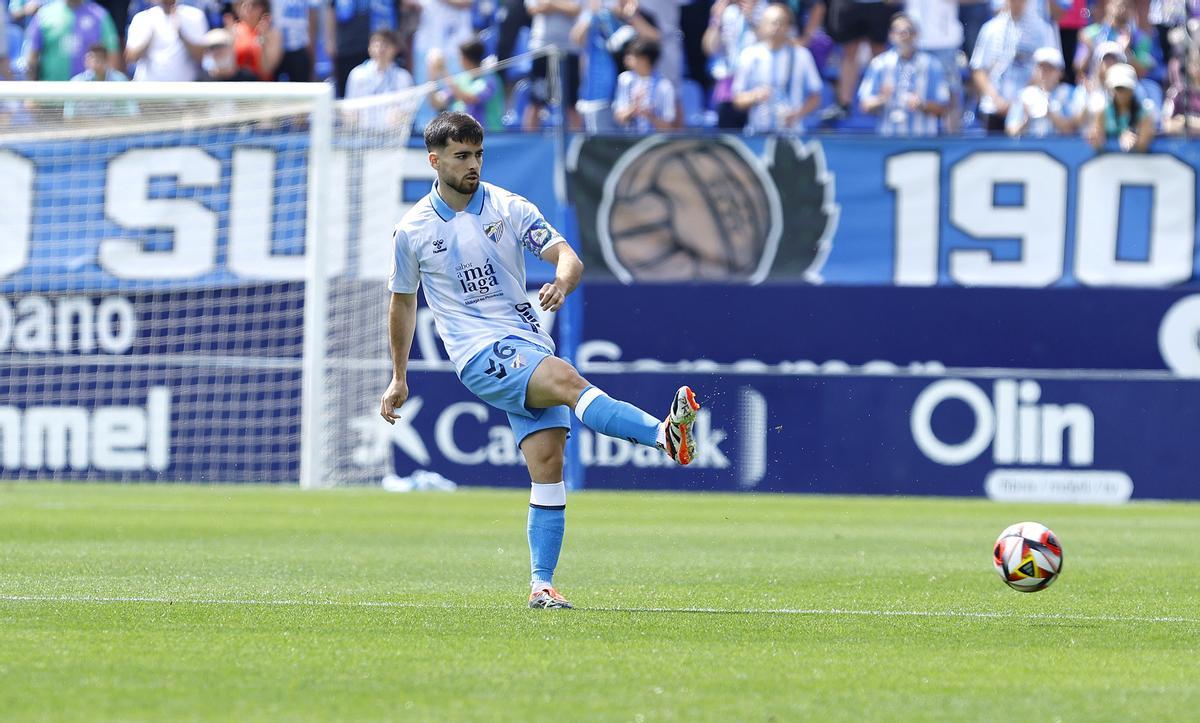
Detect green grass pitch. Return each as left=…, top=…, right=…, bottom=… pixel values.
left=1, top=483, right=1197, bottom=721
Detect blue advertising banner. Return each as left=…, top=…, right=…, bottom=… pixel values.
left=5, top=132, right=1200, bottom=291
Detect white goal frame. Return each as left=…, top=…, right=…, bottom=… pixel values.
left=0, top=81, right=334, bottom=489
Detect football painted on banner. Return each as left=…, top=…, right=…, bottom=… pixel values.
left=992, top=522, right=1063, bottom=592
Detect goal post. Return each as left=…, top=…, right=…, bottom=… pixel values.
left=0, top=81, right=345, bottom=485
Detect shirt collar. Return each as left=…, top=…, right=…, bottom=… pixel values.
left=429, top=181, right=485, bottom=221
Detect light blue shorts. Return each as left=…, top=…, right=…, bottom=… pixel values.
left=459, top=336, right=572, bottom=447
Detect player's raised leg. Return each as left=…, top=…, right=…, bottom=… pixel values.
left=521, top=428, right=573, bottom=609
left=524, top=356, right=701, bottom=465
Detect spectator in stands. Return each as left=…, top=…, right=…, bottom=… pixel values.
left=613, top=37, right=676, bottom=129
left=906, top=0, right=963, bottom=131
left=571, top=0, right=660, bottom=132
left=429, top=37, right=506, bottom=129
left=858, top=13, right=949, bottom=135
left=1162, top=47, right=1200, bottom=134
left=823, top=0, right=895, bottom=122
left=703, top=0, right=763, bottom=129
left=25, top=0, right=119, bottom=81
left=200, top=26, right=259, bottom=79
left=1075, top=0, right=1155, bottom=79
left=232, top=0, right=283, bottom=79
left=346, top=28, right=412, bottom=95
left=524, top=0, right=582, bottom=129
left=64, top=43, right=138, bottom=118
left=1072, top=40, right=1129, bottom=128
left=1006, top=45, right=1076, bottom=136
left=1056, top=0, right=1087, bottom=83
left=326, top=0, right=373, bottom=97
left=270, top=0, right=321, bottom=80
left=732, top=2, right=822, bottom=133
left=412, top=0, right=473, bottom=83
left=795, top=0, right=833, bottom=70
left=637, top=0, right=685, bottom=86
left=126, top=0, right=209, bottom=81
left=970, top=0, right=1058, bottom=133
left=1089, top=62, right=1157, bottom=150
left=8, top=0, right=41, bottom=27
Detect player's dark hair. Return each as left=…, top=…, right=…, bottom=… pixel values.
left=459, top=37, right=486, bottom=66
left=424, top=111, right=484, bottom=151
left=626, top=38, right=661, bottom=65
left=86, top=43, right=109, bottom=57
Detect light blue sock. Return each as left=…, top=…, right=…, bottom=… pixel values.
left=528, top=482, right=566, bottom=587
left=574, top=386, right=661, bottom=447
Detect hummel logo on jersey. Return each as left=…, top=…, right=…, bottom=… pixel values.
left=433, top=238, right=447, bottom=253
left=483, top=220, right=504, bottom=245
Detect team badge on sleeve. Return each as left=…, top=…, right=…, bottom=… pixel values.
left=522, top=219, right=558, bottom=256
left=483, top=220, right=505, bottom=245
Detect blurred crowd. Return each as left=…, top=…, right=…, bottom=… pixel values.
left=3, top=0, right=1200, bottom=142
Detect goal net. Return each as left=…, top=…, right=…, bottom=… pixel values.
left=0, top=81, right=425, bottom=486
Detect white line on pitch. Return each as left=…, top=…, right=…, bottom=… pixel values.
left=0, top=595, right=1195, bottom=625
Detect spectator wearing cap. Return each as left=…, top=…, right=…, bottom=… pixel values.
left=1075, top=0, right=1155, bottom=80
left=732, top=2, right=822, bottom=133
left=25, top=0, right=119, bottom=81
left=613, top=37, right=676, bottom=130
left=970, top=0, right=1059, bottom=133
left=1071, top=39, right=1138, bottom=127
left=1089, top=61, right=1157, bottom=150
left=1163, top=47, right=1200, bottom=135
left=125, top=0, right=209, bottom=81
left=858, top=13, right=949, bottom=136
left=201, top=27, right=260, bottom=79
left=1006, top=45, right=1076, bottom=136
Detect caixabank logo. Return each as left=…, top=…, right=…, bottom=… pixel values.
left=909, top=378, right=1133, bottom=503
left=568, top=136, right=839, bottom=284
left=350, top=385, right=769, bottom=490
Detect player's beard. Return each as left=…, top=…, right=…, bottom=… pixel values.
left=447, top=173, right=480, bottom=196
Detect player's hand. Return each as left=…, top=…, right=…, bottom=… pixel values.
left=380, top=377, right=409, bottom=425
left=538, top=282, right=566, bottom=312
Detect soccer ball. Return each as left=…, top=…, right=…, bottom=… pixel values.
left=992, top=522, right=1063, bottom=592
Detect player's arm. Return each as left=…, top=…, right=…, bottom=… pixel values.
left=380, top=292, right=417, bottom=424
left=538, top=241, right=583, bottom=312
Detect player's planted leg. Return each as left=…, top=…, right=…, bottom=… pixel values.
left=521, top=428, right=573, bottom=609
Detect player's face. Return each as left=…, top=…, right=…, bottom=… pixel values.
left=433, top=141, right=483, bottom=196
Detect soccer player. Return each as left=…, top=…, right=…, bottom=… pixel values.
left=379, top=111, right=700, bottom=610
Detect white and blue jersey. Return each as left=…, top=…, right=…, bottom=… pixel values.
left=389, top=181, right=566, bottom=374
left=858, top=49, right=950, bottom=137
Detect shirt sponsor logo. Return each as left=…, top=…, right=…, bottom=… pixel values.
left=455, top=262, right=501, bottom=304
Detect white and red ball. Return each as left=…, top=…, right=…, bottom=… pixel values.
left=993, top=522, right=1063, bottom=592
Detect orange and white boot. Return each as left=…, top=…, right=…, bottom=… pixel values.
left=659, top=386, right=700, bottom=465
